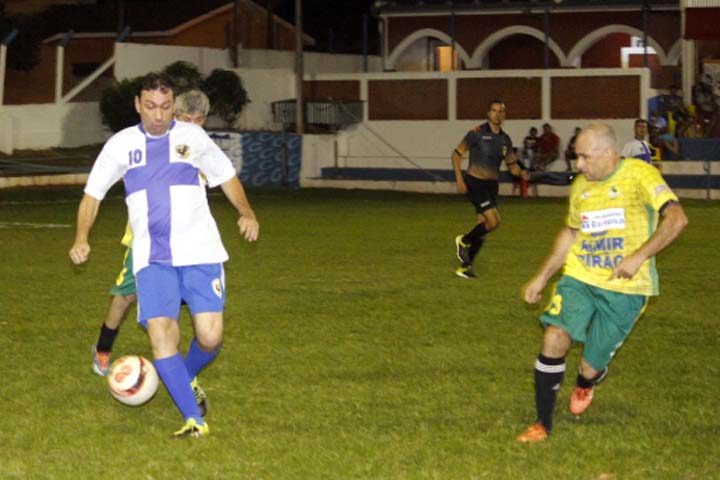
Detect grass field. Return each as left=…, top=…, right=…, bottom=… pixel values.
left=0, top=186, right=717, bottom=479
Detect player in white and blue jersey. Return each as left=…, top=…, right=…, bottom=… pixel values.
left=91, top=90, right=212, bottom=384
left=70, top=74, right=259, bottom=439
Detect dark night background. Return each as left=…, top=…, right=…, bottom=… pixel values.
left=90, top=0, right=380, bottom=54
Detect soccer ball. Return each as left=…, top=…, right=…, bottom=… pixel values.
left=107, top=355, right=159, bottom=406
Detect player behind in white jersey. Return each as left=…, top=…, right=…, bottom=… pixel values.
left=71, top=74, right=258, bottom=438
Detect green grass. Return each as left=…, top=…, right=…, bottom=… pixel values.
left=0, top=186, right=717, bottom=479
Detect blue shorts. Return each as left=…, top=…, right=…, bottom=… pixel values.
left=135, top=263, right=226, bottom=327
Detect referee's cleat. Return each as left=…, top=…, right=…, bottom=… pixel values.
left=92, top=346, right=110, bottom=376
left=173, top=418, right=209, bottom=439
left=191, top=377, right=207, bottom=417
left=455, top=265, right=476, bottom=279
left=516, top=423, right=549, bottom=443
left=455, top=235, right=471, bottom=265
left=569, top=386, right=594, bottom=416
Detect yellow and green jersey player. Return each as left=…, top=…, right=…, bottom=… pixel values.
left=517, top=123, right=688, bottom=443
left=92, top=89, right=212, bottom=377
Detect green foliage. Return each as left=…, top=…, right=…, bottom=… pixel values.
left=0, top=187, right=716, bottom=479
left=99, top=77, right=142, bottom=133
left=203, top=68, right=250, bottom=128
left=162, top=61, right=204, bottom=95
left=97, top=64, right=249, bottom=131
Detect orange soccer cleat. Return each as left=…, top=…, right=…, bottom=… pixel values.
left=569, top=386, right=594, bottom=416
left=516, top=423, right=549, bottom=443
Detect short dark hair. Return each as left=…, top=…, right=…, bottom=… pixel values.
left=487, top=99, right=505, bottom=111
left=137, top=72, right=175, bottom=97
left=635, top=118, right=648, bottom=126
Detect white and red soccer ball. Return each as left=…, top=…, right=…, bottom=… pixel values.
left=107, top=355, right=159, bottom=406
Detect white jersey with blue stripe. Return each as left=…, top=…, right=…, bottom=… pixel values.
left=84, top=120, right=237, bottom=274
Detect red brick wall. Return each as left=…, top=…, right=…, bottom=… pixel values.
left=368, top=79, right=447, bottom=120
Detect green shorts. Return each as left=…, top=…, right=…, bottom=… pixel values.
left=540, top=275, right=648, bottom=372
left=109, top=247, right=136, bottom=296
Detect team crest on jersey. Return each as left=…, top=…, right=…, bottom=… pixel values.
left=175, top=145, right=190, bottom=159
left=608, top=186, right=620, bottom=199
left=212, top=278, right=223, bottom=298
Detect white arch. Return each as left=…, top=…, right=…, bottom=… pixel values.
left=470, top=25, right=569, bottom=68
left=667, top=39, right=682, bottom=66
left=386, top=28, right=472, bottom=71
left=567, top=24, right=669, bottom=67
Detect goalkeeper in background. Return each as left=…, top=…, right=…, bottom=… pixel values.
left=91, top=89, right=212, bottom=383
left=517, top=123, right=687, bottom=443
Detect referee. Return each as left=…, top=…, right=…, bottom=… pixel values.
left=451, top=99, right=526, bottom=278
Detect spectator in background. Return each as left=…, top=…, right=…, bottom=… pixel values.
left=649, top=109, right=668, bottom=133
left=536, top=123, right=560, bottom=171
left=660, top=84, right=686, bottom=122
left=564, top=127, right=581, bottom=171
left=692, top=74, right=717, bottom=137
left=522, top=127, right=540, bottom=169
left=656, top=128, right=684, bottom=161
left=621, top=119, right=652, bottom=164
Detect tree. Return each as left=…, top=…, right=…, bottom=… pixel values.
left=203, top=69, right=249, bottom=129
left=162, top=61, right=204, bottom=95
left=99, top=77, right=142, bottom=133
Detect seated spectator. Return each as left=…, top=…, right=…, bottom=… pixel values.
left=692, top=74, right=717, bottom=137
left=661, top=84, right=687, bottom=125
left=564, top=126, right=580, bottom=171
left=656, top=128, right=684, bottom=160
left=621, top=118, right=652, bottom=164
left=522, top=127, right=539, bottom=169
left=536, top=123, right=560, bottom=171
left=649, top=109, right=668, bottom=133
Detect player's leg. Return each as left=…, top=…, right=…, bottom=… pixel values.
left=570, top=290, right=648, bottom=416
left=456, top=179, right=499, bottom=278
left=137, top=264, right=206, bottom=437
left=518, top=277, right=595, bottom=442
left=181, top=263, right=226, bottom=418
left=93, top=247, right=136, bottom=376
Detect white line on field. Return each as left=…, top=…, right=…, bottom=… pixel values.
left=0, top=222, right=71, bottom=228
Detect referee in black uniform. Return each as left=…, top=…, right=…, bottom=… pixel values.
left=451, top=99, right=526, bottom=278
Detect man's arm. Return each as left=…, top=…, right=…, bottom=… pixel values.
left=504, top=150, right=528, bottom=179
left=523, top=226, right=578, bottom=304
left=220, top=176, right=259, bottom=242
left=68, top=194, right=102, bottom=264
left=611, top=202, right=688, bottom=279
left=451, top=143, right=467, bottom=193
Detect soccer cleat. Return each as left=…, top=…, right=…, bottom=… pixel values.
left=569, top=386, right=594, bottom=416
left=455, top=235, right=471, bottom=265
left=516, top=423, right=549, bottom=443
left=173, top=418, right=209, bottom=439
left=455, top=265, right=476, bottom=279
left=191, top=377, right=207, bottom=417
left=92, top=346, right=111, bottom=376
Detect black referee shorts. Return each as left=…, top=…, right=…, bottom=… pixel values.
left=464, top=174, right=499, bottom=214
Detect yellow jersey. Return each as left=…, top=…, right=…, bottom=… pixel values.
left=564, top=158, right=679, bottom=296
left=120, top=222, right=133, bottom=247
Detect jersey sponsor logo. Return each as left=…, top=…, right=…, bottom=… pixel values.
left=175, top=144, right=190, bottom=159
left=580, top=208, right=626, bottom=233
